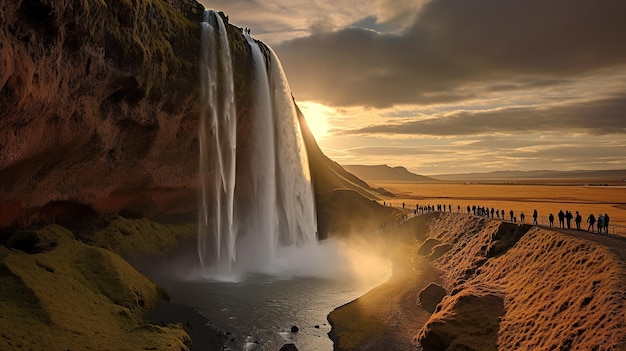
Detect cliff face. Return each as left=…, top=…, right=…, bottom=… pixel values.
left=0, top=0, right=387, bottom=239
left=0, top=0, right=207, bottom=227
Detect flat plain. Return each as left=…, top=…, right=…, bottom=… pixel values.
left=372, top=181, right=626, bottom=235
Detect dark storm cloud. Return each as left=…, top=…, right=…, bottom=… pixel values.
left=275, top=0, right=626, bottom=108
left=344, top=96, right=626, bottom=136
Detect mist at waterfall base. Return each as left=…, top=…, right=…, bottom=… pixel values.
left=152, top=11, right=391, bottom=350
left=154, top=238, right=390, bottom=351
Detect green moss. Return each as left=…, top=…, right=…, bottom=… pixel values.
left=0, top=239, right=190, bottom=350
left=82, top=216, right=196, bottom=258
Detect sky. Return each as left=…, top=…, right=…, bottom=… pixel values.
left=202, top=0, right=626, bottom=175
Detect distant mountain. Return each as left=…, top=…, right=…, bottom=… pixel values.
left=432, top=169, right=626, bottom=182
left=343, top=165, right=438, bottom=183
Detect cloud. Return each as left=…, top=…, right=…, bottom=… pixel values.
left=201, top=0, right=378, bottom=43
left=275, top=0, right=626, bottom=107
left=375, top=0, right=429, bottom=29
left=344, top=96, right=626, bottom=136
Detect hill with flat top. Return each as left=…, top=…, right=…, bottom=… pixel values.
left=343, top=165, right=438, bottom=183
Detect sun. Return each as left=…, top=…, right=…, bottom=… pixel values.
left=299, top=101, right=330, bottom=139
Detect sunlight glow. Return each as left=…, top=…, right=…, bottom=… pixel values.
left=299, top=101, right=331, bottom=139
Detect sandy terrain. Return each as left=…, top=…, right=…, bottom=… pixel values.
left=329, top=212, right=626, bottom=350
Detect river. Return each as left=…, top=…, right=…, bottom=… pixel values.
left=150, top=239, right=391, bottom=351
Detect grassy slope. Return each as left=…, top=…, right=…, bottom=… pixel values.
left=420, top=213, right=626, bottom=350
left=0, top=224, right=192, bottom=351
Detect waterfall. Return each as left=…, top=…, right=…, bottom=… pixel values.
left=198, top=10, right=317, bottom=279
left=198, top=10, right=237, bottom=272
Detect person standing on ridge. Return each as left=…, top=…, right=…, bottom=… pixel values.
left=575, top=211, right=582, bottom=230
left=587, top=213, right=596, bottom=232
left=558, top=210, right=565, bottom=229
left=604, top=214, right=610, bottom=234
left=510, top=210, right=514, bottom=221
left=533, top=209, right=538, bottom=225
left=549, top=213, right=555, bottom=227
left=565, top=211, right=573, bottom=229
left=597, top=214, right=604, bottom=234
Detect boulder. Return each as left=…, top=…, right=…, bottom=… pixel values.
left=418, top=283, right=447, bottom=313
left=428, top=243, right=452, bottom=260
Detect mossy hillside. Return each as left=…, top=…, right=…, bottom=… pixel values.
left=98, top=0, right=202, bottom=104
left=80, top=216, right=196, bottom=258
left=0, top=232, right=190, bottom=350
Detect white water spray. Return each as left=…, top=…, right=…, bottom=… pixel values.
left=198, top=10, right=317, bottom=279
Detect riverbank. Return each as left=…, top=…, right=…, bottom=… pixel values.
left=328, top=212, right=626, bottom=350
left=327, top=214, right=439, bottom=350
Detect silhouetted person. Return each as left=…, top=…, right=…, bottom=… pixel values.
left=587, top=214, right=596, bottom=232
left=490, top=208, right=495, bottom=218
left=558, top=210, right=565, bottom=229
left=449, top=204, right=452, bottom=212
left=472, top=205, right=476, bottom=215
left=604, top=214, right=610, bottom=234
left=532, top=209, right=538, bottom=225
left=597, top=214, right=604, bottom=233
left=565, top=211, right=573, bottom=229
left=402, top=202, right=405, bottom=209
left=520, top=213, right=525, bottom=223
left=549, top=213, right=555, bottom=227
left=510, top=210, right=514, bottom=221
left=575, top=211, right=582, bottom=230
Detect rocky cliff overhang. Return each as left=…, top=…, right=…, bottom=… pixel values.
left=0, top=0, right=211, bottom=228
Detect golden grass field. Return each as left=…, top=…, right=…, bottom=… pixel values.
left=372, top=182, right=626, bottom=235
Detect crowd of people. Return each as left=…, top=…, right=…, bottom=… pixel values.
left=384, top=201, right=613, bottom=234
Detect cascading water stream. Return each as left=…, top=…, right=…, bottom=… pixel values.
left=198, top=10, right=317, bottom=279
left=198, top=10, right=237, bottom=273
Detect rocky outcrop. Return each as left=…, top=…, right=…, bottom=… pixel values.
left=418, top=283, right=447, bottom=313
